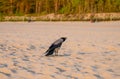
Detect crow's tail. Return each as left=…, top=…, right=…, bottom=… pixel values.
left=45, top=50, right=54, bottom=56
left=45, top=47, right=55, bottom=56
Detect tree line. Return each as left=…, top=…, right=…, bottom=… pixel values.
left=0, top=0, right=120, bottom=16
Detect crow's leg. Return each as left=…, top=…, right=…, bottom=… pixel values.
left=55, top=47, right=60, bottom=56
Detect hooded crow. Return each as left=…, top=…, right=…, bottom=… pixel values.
left=45, top=37, right=67, bottom=56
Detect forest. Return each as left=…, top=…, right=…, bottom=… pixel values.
left=0, top=0, right=120, bottom=21
left=0, top=0, right=120, bottom=15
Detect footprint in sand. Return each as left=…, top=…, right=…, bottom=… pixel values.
left=27, top=45, right=36, bottom=50
left=64, top=74, right=78, bottom=79
left=0, top=71, right=11, bottom=77
left=107, top=69, right=114, bottom=73
left=17, top=65, right=36, bottom=74
left=91, top=44, right=96, bottom=47
left=56, top=67, right=66, bottom=73
left=0, top=64, right=8, bottom=68
left=74, top=64, right=81, bottom=72
left=12, top=59, right=20, bottom=66
left=9, top=52, right=16, bottom=56
left=78, top=52, right=88, bottom=55
left=76, top=57, right=82, bottom=60
left=0, top=64, right=11, bottom=77
left=91, top=65, right=98, bottom=72
left=50, top=74, right=56, bottom=78
left=77, top=44, right=80, bottom=46
left=10, top=69, right=17, bottom=73
left=0, top=44, right=7, bottom=51
left=91, top=66, right=105, bottom=79
left=40, top=46, right=45, bottom=49
left=117, top=43, right=120, bottom=46
left=22, top=55, right=29, bottom=61
left=93, top=74, right=104, bottom=79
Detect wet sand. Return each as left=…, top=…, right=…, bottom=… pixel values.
left=0, top=22, right=120, bottom=79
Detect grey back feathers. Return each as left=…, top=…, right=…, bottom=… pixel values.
left=53, top=37, right=67, bottom=45
left=53, top=39, right=64, bottom=45
left=45, top=37, right=67, bottom=56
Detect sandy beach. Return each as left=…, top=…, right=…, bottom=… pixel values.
left=0, top=22, right=120, bottom=79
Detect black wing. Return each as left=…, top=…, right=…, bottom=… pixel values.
left=45, top=38, right=64, bottom=56
left=45, top=44, right=56, bottom=56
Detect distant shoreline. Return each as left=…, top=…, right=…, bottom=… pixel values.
left=0, top=13, right=120, bottom=22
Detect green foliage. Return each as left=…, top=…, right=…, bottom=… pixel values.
left=0, top=12, right=4, bottom=21
left=0, top=0, right=120, bottom=15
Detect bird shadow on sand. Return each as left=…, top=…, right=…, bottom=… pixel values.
left=45, top=54, right=71, bottom=57
left=58, top=54, right=71, bottom=57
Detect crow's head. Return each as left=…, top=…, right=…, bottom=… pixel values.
left=61, top=37, right=67, bottom=42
